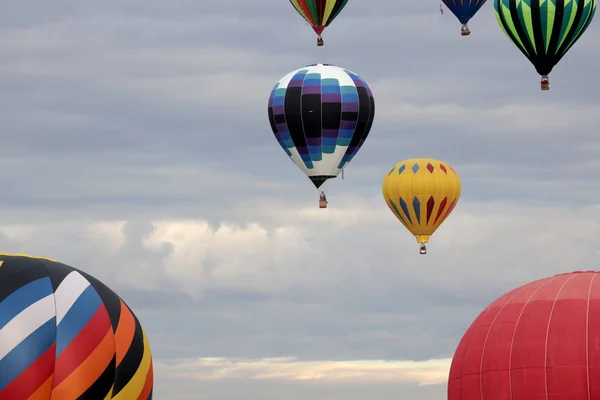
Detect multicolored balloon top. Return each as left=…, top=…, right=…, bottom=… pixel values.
left=289, top=0, right=349, bottom=44
left=268, top=64, right=375, bottom=189
left=0, top=253, right=153, bottom=399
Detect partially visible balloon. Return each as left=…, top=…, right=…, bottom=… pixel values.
left=289, top=0, right=349, bottom=46
left=268, top=63, right=375, bottom=208
left=494, top=0, right=596, bottom=90
left=448, top=270, right=600, bottom=399
left=0, top=253, right=153, bottom=399
left=441, top=0, right=487, bottom=35
left=382, top=158, right=461, bottom=254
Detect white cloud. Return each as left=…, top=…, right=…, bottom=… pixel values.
left=143, top=220, right=313, bottom=296
left=0, top=199, right=598, bottom=299
left=157, top=356, right=451, bottom=385
left=85, top=220, right=127, bottom=249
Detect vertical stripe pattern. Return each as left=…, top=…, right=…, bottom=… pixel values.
left=0, top=254, right=153, bottom=399
left=494, top=0, right=596, bottom=75
left=448, top=271, right=600, bottom=399
left=268, top=64, right=375, bottom=189
left=289, top=0, right=349, bottom=35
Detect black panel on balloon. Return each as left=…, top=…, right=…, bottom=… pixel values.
left=273, top=113, right=285, bottom=125
left=341, top=111, right=358, bottom=121
left=363, top=96, right=375, bottom=141
left=284, top=87, right=307, bottom=148
left=350, top=87, right=371, bottom=147
left=322, top=103, right=341, bottom=130
left=301, top=94, right=322, bottom=140
left=268, top=107, right=278, bottom=135
left=0, top=257, right=49, bottom=302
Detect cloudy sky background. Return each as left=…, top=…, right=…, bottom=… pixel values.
left=1, top=0, right=599, bottom=398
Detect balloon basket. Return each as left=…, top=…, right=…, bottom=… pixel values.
left=319, top=200, right=328, bottom=208
left=461, top=29, right=470, bottom=36
left=317, top=37, right=324, bottom=46
left=541, top=82, right=549, bottom=90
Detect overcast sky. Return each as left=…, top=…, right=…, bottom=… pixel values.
left=1, top=0, right=599, bottom=399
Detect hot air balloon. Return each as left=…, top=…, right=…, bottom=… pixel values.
left=268, top=63, right=375, bottom=208
left=441, top=0, right=487, bottom=35
left=494, top=0, right=596, bottom=90
left=381, top=158, right=461, bottom=254
left=289, top=0, right=349, bottom=46
left=448, top=270, right=600, bottom=399
left=0, top=253, right=153, bottom=399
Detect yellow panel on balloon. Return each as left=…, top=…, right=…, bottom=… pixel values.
left=382, top=158, right=461, bottom=253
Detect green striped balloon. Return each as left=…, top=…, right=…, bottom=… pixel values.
left=494, top=0, right=596, bottom=76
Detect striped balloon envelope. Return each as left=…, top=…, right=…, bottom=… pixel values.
left=267, top=63, right=375, bottom=207
left=289, top=0, right=349, bottom=45
left=494, top=0, right=596, bottom=89
left=0, top=253, right=153, bottom=399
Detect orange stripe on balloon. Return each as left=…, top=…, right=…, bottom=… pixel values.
left=115, top=300, right=136, bottom=366
left=136, top=360, right=154, bottom=400
left=51, top=328, right=115, bottom=400
left=28, top=374, right=53, bottom=400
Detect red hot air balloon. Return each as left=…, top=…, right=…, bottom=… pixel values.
left=448, top=271, right=600, bottom=400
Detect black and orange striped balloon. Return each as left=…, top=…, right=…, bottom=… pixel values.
left=0, top=253, right=153, bottom=399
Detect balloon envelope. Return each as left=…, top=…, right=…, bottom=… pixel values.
left=494, top=0, right=596, bottom=76
left=289, top=0, right=349, bottom=36
left=449, top=270, right=600, bottom=399
left=268, top=64, right=375, bottom=189
left=442, top=0, right=487, bottom=24
left=382, top=158, right=461, bottom=244
left=0, top=253, right=153, bottom=399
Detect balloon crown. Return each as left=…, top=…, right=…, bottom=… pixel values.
left=555, top=270, right=600, bottom=275
left=303, top=63, right=336, bottom=67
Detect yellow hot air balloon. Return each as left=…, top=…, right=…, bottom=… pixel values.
left=382, top=158, right=461, bottom=254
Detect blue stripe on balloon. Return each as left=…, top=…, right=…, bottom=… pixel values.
left=399, top=197, right=413, bottom=225
left=322, top=85, right=340, bottom=94
left=0, top=317, right=56, bottom=391
left=342, top=94, right=358, bottom=103
left=273, top=95, right=285, bottom=106
left=413, top=196, right=421, bottom=224
left=0, top=278, right=54, bottom=330
left=308, top=147, right=322, bottom=161
left=339, top=129, right=354, bottom=138
left=303, top=79, right=321, bottom=87
left=55, top=285, right=102, bottom=356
